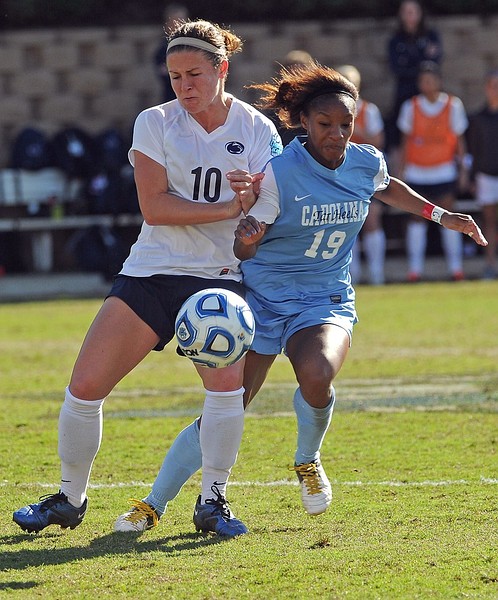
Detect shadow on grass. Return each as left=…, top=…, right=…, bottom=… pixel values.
left=0, top=530, right=225, bottom=571
left=0, top=581, right=39, bottom=591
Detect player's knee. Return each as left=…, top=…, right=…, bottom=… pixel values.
left=297, top=361, right=335, bottom=405
left=200, top=362, right=244, bottom=392
left=68, top=375, right=109, bottom=401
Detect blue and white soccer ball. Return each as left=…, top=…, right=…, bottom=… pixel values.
left=175, top=288, right=255, bottom=368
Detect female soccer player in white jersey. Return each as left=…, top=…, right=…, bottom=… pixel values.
left=13, top=19, right=282, bottom=539
left=112, top=62, right=486, bottom=534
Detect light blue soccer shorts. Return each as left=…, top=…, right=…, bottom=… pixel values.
left=246, top=290, right=358, bottom=356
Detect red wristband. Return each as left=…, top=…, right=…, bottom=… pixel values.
left=422, top=203, right=435, bottom=220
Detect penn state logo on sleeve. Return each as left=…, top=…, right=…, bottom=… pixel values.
left=226, top=141, right=245, bottom=154
left=270, top=132, right=283, bottom=157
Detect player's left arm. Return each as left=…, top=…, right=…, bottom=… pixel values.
left=376, top=177, right=487, bottom=246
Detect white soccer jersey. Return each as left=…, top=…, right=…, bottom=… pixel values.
left=121, top=96, right=282, bottom=280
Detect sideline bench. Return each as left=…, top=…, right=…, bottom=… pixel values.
left=0, top=168, right=142, bottom=272
left=0, top=213, right=143, bottom=272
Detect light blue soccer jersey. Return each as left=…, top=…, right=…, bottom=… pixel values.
left=241, top=137, right=389, bottom=312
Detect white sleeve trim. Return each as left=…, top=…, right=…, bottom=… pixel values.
left=247, top=163, right=280, bottom=224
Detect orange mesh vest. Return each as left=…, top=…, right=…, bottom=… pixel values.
left=351, top=101, right=368, bottom=144
left=405, top=96, right=457, bottom=167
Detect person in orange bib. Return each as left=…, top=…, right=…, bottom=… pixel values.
left=397, top=61, right=469, bottom=281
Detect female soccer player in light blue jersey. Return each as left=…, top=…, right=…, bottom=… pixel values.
left=233, top=62, right=485, bottom=515
left=113, top=62, right=487, bottom=532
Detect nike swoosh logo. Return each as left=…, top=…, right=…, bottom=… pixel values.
left=77, top=512, right=86, bottom=519
left=294, top=194, right=311, bottom=202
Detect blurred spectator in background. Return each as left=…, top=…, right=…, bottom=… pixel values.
left=397, top=61, right=468, bottom=282
left=386, top=0, right=442, bottom=169
left=282, top=49, right=313, bottom=69
left=275, top=50, right=314, bottom=145
left=153, top=4, right=189, bottom=102
left=467, top=68, right=498, bottom=280
left=336, top=64, right=386, bottom=285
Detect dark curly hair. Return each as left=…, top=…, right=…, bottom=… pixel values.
left=249, top=61, right=358, bottom=130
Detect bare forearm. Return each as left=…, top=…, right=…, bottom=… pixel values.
left=133, top=151, right=242, bottom=226
left=139, top=192, right=240, bottom=226
left=376, top=177, right=487, bottom=246
left=233, top=239, right=259, bottom=260
left=376, top=178, right=435, bottom=216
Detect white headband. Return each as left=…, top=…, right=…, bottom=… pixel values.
left=167, top=36, right=225, bottom=55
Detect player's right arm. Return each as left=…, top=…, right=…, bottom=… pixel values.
left=134, top=151, right=243, bottom=226
left=234, top=216, right=267, bottom=260
left=233, top=162, right=280, bottom=260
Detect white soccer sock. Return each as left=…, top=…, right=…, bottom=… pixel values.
left=441, top=227, right=463, bottom=274
left=364, top=229, right=386, bottom=285
left=200, top=387, right=244, bottom=503
left=406, top=221, right=428, bottom=275
left=58, top=386, right=104, bottom=507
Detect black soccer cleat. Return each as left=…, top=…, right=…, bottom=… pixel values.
left=193, top=485, right=248, bottom=538
left=13, top=491, right=87, bottom=533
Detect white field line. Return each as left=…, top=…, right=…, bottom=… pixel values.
left=1, top=477, right=496, bottom=490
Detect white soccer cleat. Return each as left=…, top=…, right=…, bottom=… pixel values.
left=114, top=499, right=159, bottom=532
left=290, top=460, right=332, bottom=515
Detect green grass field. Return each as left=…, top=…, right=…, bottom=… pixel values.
left=1, top=282, right=497, bottom=599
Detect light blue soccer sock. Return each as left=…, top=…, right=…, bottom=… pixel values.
left=144, top=418, right=202, bottom=516
left=293, top=387, right=335, bottom=465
